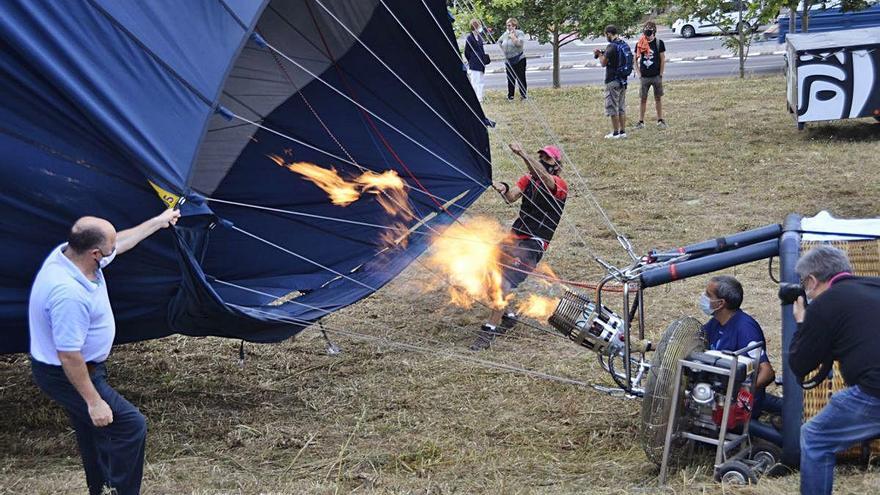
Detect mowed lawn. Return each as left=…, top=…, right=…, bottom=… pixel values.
left=1, top=74, right=879, bottom=494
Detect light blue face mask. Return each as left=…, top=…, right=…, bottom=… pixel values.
left=477, top=27, right=483, bottom=33
left=699, top=293, right=719, bottom=316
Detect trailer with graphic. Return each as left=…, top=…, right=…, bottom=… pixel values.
left=785, top=27, right=880, bottom=129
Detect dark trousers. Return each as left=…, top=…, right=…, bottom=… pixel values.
left=32, top=359, right=146, bottom=495
left=505, top=56, right=527, bottom=99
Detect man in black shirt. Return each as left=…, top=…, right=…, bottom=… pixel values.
left=634, top=21, right=667, bottom=130
left=790, top=245, right=880, bottom=495
left=470, top=142, right=568, bottom=351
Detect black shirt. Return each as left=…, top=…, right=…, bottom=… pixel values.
left=464, top=32, right=486, bottom=72
left=790, top=276, right=880, bottom=398
left=639, top=38, right=666, bottom=78
left=604, top=42, right=618, bottom=84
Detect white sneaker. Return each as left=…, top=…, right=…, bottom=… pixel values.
left=618, top=132, right=628, bottom=139
left=604, top=132, right=619, bottom=139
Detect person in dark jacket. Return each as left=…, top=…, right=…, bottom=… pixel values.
left=463, top=19, right=488, bottom=103
left=470, top=142, right=567, bottom=351
left=790, top=245, right=880, bottom=495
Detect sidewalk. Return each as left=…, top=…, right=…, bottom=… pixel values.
left=484, top=50, right=786, bottom=74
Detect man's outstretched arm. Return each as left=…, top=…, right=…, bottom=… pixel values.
left=509, top=142, right=556, bottom=192
left=116, top=208, right=181, bottom=255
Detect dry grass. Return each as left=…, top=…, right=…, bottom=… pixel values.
left=2, top=75, right=880, bottom=494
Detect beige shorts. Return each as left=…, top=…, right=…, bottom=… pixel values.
left=640, top=76, right=664, bottom=99
left=604, top=81, right=626, bottom=116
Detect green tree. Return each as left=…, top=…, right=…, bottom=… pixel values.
left=454, top=0, right=647, bottom=88
left=671, top=0, right=780, bottom=78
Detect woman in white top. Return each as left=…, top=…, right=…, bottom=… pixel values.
left=498, top=17, right=527, bottom=100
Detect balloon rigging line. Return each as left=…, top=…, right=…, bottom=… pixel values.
left=266, top=13, right=487, bottom=206
left=446, top=0, right=636, bottom=261
left=376, top=0, right=573, bottom=241
left=229, top=224, right=379, bottom=292
left=213, top=280, right=590, bottom=388
left=214, top=277, right=566, bottom=351
left=221, top=110, right=467, bottom=213
left=204, top=196, right=547, bottom=255
left=219, top=111, right=608, bottom=280
left=309, top=1, right=577, bottom=244
left=304, top=1, right=600, bottom=266
left=209, top=111, right=564, bottom=255
left=274, top=4, right=573, bottom=253
left=266, top=42, right=437, bottom=225
left=398, top=0, right=604, bottom=265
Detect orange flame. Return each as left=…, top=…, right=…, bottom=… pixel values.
left=426, top=217, right=510, bottom=309
left=270, top=155, right=414, bottom=219
left=516, top=294, right=558, bottom=320
left=357, top=170, right=414, bottom=221
left=379, top=222, right=411, bottom=250
left=288, top=162, right=360, bottom=206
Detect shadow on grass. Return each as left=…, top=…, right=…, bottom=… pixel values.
left=804, top=118, right=880, bottom=142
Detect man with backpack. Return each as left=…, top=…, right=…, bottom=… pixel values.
left=594, top=25, right=633, bottom=139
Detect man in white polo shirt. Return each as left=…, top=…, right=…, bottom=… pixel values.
left=29, top=208, right=179, bottom=495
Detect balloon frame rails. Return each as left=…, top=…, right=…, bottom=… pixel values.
left=548, top=219, right=817, bottom=467
left=549, top=222, right=783, bottom=398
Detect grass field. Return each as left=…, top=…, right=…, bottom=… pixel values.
left=2, top=74, right=879, bottom=494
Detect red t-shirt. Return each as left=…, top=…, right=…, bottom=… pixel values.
left=516, top=174, right=568, bottom=200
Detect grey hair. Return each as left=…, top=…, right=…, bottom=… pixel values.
left=710, top=275, right=743, bottom=310
left=795, top=245, right=853, bottom=282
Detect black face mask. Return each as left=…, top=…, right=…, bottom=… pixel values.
left=644, top=30, right=654, bottom=37
left=541, top=160, right=560, bottom=175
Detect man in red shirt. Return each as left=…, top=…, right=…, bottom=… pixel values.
left=471, top=142, right=568, bottom=350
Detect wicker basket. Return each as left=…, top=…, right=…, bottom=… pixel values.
left=800, top=239, right=880, bottom=458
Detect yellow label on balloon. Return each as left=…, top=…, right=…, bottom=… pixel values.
left=148, top=180, right=181, bottom=209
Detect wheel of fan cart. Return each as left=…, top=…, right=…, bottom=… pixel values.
left=750, top=439, right=787, bottom=477
left=640, top=316, right=706, bottom=466
left=715, top=459, right=759, bottom=485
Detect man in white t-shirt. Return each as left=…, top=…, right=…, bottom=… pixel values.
left=29, top=208, right=179, bottom=495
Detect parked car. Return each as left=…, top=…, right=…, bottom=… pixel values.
left=672, top=1, right=763, bottom=38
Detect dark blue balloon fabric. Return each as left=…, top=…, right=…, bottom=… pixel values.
left=0, top=0, right=490, bottom=352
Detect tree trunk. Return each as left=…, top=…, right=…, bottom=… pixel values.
left=789, top=0, right=796, bottom=36
left=801, top=0, right=811, bottom=32
left=738, top=3, right=745, bottom=79
left=552, top=28, right=560, bottom=89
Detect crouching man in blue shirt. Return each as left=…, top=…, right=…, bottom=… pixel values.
left=701, top=275, right=782, bottom=435
left=29, top=209, right=179, bottom=495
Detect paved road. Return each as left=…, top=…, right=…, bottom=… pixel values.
left=484, top=54, right=785, bottom=89
left=472, top=26, right=784, bottom=69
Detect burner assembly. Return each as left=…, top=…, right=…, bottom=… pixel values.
left=538, top=224, right=796, bottom=485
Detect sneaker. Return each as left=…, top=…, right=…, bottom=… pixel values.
left=604, top=132, right=619, bottom=139
left=618, top=132, right=628, bottom=139
left=499, top=312, right=518, bottom=332
left=657, top=119, right=668, bottom=129
left=634, top=121, right=645, bottom=130
left=507, top=96, right=515, bottom=101
left=483, top=117, right=497, bottom=128
left=469, top=324, right=499, bottom=351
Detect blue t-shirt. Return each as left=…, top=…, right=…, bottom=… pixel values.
left=702, top=310, right=769, bottom=364
left=703, top=310, right=771, bottom=413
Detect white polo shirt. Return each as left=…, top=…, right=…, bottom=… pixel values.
left=29, top=243, right=115, bottom=365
